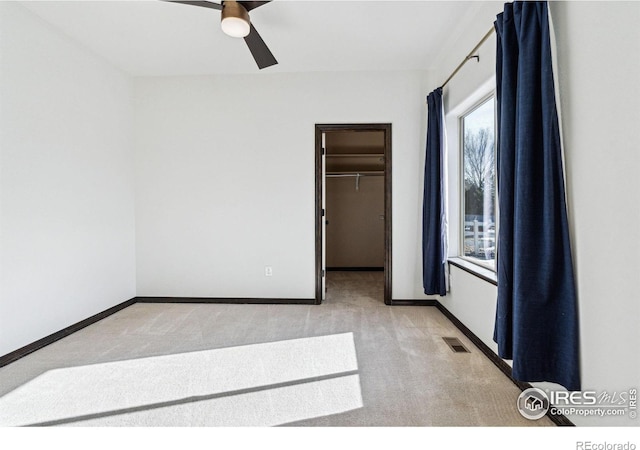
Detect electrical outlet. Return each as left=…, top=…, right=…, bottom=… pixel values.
left=265, top=266, right=273, bottom=277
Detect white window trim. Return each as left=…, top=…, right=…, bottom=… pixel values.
left=445, top=76, right=497, bottom=276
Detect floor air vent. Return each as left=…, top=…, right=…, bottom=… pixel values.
left=442, top=337, right=470, bottom=353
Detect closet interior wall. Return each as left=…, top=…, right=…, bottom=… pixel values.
left=325, top=131, right=385, bottom=270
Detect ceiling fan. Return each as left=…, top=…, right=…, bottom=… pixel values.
left=166, top=1, right=277, bottom=69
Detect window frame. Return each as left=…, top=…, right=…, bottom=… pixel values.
left=458, top=93, right=498, bottom=272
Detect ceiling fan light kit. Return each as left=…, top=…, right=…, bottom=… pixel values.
left=221, top=1, right=250, bottom=38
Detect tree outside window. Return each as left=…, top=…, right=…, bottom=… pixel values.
left=461, top=97, right=496, bottom=268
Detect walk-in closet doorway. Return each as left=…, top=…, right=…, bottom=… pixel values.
left=315, top=124, right=392, bottom=305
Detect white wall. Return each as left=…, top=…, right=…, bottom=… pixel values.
left=134, top=70, right=431, bottom=299
left=437, top=1, right=640, bottom=426
left=0, top=3, right=136, bottom=355
left=550, top=0, right=640, bottom=426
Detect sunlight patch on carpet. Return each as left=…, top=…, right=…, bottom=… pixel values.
left=0, top=333, right=363, bottom=426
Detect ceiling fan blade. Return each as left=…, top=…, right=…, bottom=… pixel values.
left=238, top=1, right=271, bottom=12
left=165, top=1, right=222, bottom=10
left=244, top=23, right=277, bottom=69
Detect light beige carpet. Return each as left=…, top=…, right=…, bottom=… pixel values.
left=0, top=272, right=553, bottom=427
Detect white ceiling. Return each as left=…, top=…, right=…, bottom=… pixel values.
left=19, top=0, right=497, bottom=76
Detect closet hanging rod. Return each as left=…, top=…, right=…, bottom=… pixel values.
left=440, top=26, right=495, bottom=89
left=326, top=173, right=384, bottom=178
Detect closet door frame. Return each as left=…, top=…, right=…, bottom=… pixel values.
left=314, top=123, right=392, bottom=305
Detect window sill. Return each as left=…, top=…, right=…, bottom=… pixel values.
left=448, top=257, right=497, bottom=286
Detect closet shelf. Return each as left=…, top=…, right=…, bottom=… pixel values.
left=326, top=153, right=384, bottom=173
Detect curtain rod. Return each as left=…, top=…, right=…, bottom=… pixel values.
left=440, top=26, right=496, bottom=89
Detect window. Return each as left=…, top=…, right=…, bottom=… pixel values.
left=460, top=96, right=496, bottom=269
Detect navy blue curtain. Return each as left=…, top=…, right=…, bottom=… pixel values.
left=422, top=88, right=447, bottom=296
left=494, top=1, right=580, bottom=391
